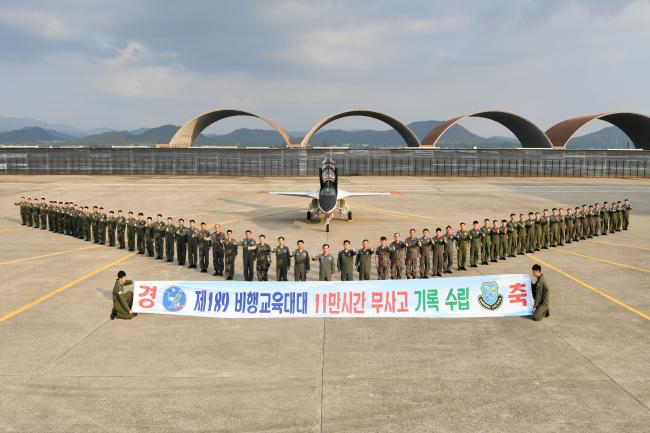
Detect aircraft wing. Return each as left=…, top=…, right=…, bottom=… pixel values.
left=338, top=191, right=395, bottom=198
left=263, top=190, right=320, bottom=199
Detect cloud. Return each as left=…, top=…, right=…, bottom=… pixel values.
left=0, top=9, right=78, bottom=40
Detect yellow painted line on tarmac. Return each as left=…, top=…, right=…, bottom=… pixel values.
left=586, top=239, right=650, bottom=252
left=554, top=249, right=650, bottom=274
left=0, top=245, right=100, bottom=266
left=356, top=205, right=434, bottom=222
left=525, top=254, right=649, bottom=321
left=0, top=253, right=137, bottom=323
left=219, top=206, right=293, bottom=225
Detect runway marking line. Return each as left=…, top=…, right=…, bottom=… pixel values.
left=355, top=205, right=434, bottom=222
left=525, top=254, right=649, bottom=321
left=0, top=253, right=137, bottom=323
left=0, top=245, right=100, bottom=266
left=586, top=239, right=650, bottom=252
left=554, top=249, right=650, bottom=274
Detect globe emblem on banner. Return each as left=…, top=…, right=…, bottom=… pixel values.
left=478, top=281, right=503, bottom=310
left=162, top=286, right=186, bottom=312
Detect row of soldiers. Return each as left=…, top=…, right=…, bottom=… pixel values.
left=15, top=197, right=631, bottom=281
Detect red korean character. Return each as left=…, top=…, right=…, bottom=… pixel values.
left=138, top=284, right=158, bottom=309
left=508, top=282, right=528, bottom=307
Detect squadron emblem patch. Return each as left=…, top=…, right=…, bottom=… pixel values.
left=478, top=281, right=503, bottom=310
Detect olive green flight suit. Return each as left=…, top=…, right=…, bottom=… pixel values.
left=337, top=249, right=355, bottom=281
left=272, top=245, right=291, bottom=281
left=432, top=236, right=446, bottom=276
left=480, top=225, right=491, bottom=264
left=469, top=228, right=481, bottom=266
left=313, top=253, right=336, bottom=281
left=355, top=247, right=374, bottom=280
left=292, top=249, right=310, bottom=281
left=533, top=274, right=551, bottom=321
left=111, top=279, right=135, bottom=320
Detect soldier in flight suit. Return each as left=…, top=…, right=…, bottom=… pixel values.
left=239, top=230, right=257, bottom=281
left=507, top=214, right=517, bottom=257
left=375, top=237, right=391, bottom=280
left=499, top=220, right=508, bottom=260
left=480, top=219, right=492, bottom=265
left=525, top=213, right=535, bottom=253
left=549, top=208, right=559, bottom=247
left=623, top=198, right=631, bottom=230
left=312, top=244, right=336, bottom=281
left=116, top=210, right=127, bottom=249
left=419, top=229, right=433, bottom=278
left=186, top=220, right=199, bottom=268
left=432, top=228, right=446, bottom=277
left=337, top=240, right=356, bottom=281
left=558, top=208, right=566, bottom=246
left=565, top=208, right=574, bottom=243
left=211, top=224, right=225, bottom=276
left=106, top=210, right=116, bottom=247
left=223, top=230, right=239, bottom=280
left=136, top=213, right=146, bottom=254
left=389, top=233, right=407, bottom=279
left=14, top=197, right=26, bottom=225
left=490, top=220, right=500, bottom=262
left=31, top=198, right=40, bottom=229
left=144, top=217, right=155, bottom=257
left=593, top=203, right=602, bottom=237
left=469, top=221, right=481, bottom=267
left=198, top=222, right=211, bottom=273
left=272, top=236, right=291, bottom=281
left=164, top=217, right=176, bottom=262
left=291, top=240, right=310, bottom=281
left=405, top=229, right=422, bottom=279
left=153, top=214, right=166, bottom=260
left=356, top=239, right=374, bottom=281
left=455, top=222, right=470, bottom=271
left=126, top=211, right=136, bottom=251
left=82, top=206, right=91, bottom=241
left=254, top=234, right=272, bottom=281
left=175, top=219, right=187, bottom=265
left=98, top=207, right=107, bottom=245
left=91, top=206, right=99, bottom=243
left=444, top=226, right=455, bottom=273
left=531, top=263, right=551, bottom=321
left=540, top=209, right=549, bottom=248
left=516, top=214, right=527, bottom=255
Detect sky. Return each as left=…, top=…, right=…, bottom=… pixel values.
left=1, top=0, right=649, bottom=136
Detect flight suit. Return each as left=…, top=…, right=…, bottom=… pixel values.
left=255, top=243, right=272, bottom=281
left=432, top=236, right=446, bottom=276
left=375, top=246, right=391, bottom=280
left=549, top=216, right=559, bottom=247
left=534, top=217, right=543, bottom=249
left=609, top=206, right=616, bottom=233
left=115, top=216, right=126, bottom=249
left=356, top=247, right=374, bottom=280
left=541, top=216, right=549, bottom=248
left=32, top=204, right=40, bottom=229
left=15, top=200, right=26, bottom=225
left=187, top=227, right=199, bottom=268
left=163, top=223, right=175, bottom=262
left=198, top=229, right=211, bottom=272
left=313, top=254, right=336, bottom=281
left=444, top=233, right=455, bottom=272
left=601, top=207, right=609, bottom=234
left=558, top=215, right=566, bottom=245
left=224, top=239, right=239, bottom=280
left=389, top=240, right=407, bottom=279
left=176, top=226, right=188, bottom=265
left=135, top=219, right=146, bottom=254
left=585, top=210, right=593, bottom=237
left=240, top=238, right=257, bottom=281
left=111, top=278, right=135, bottom=320
left=127, top=217, right=136, bottom=251
left=490, top=227, right=500, bottom=262
left=76, top=208, right=84, bottom=239
left=272, top=245, right=291, bottom=281
left=592, top=209, right=601, bottom=236
left=292, top=249, right=310, bottom=281
left=480, top=226, right=491, bottom=264
left=576, top=211, right=585, bottom=239
left=153, top=221, right=166, bottom=259
left=145, top=223, right=155, bottom=257
left=500, top=225, right=509, bottom=258
left=507, top=221, right=517, bottom=256
left=337, top=249, right=355, bottom=281
left=211, top=231, right=225, bottom=275
left=405, top=237, right=422, bottom=279
left=469, top=228, right=481, bottom=266
left=419, top=237, right=433, bottom=278
left=533, top=274, right=551, bottom=321
left=517, top=221, right=527, bottom=254
left=623, top=203, right=631, bottom=230
left=107, top=215, right=116, bottom=247
left=455, top=230, right=470, bottom=270
left=39, top=203, right=47, bottom=229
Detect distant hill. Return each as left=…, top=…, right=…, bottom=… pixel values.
left=0, top=127, right=74, bottom=144
left=566, top=126, right=633, bottom=149
left=0, top=119, right=638, bottom=149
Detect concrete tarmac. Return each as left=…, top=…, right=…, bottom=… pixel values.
left=0, top=175, right=649, bottom=432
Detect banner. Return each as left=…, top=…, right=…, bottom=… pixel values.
left=132, top=274, right=533, bottom=318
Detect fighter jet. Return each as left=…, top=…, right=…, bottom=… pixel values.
left=261, top=157, right=395, bottom=232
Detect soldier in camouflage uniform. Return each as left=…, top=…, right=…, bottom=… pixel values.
left=186, top=220, right=199, bottom=268
left=211, top=224, right=225, bottom=276
left=291, top=240, right=310, bottom=281
left=622, top=199, right=631, bottom=230
left=337, top=240, right=355, bottom=281
left=223, top=230, right=239, bottom=280
left=198, top=222, right=211, bottom=272
left=432, top=228, right=446, bottom=277
left=254, top=235, right=272, bottom=281
left=107, top=210, right=116, bottom=247
left=176, top=218, right=187, bottom=265
left=272, top=236, right=291, bottom=281
left=153, top=214, right=166, bottom=260
left=356, top=239, right=374, bottom=280
left=469, top=221, right=481, bottom=267
left=419, top=229, right=433, bottom=278
left=455, top=223, right=470, bottom=271
left=116, top=210, right=127, bottom=249
left=405, top=229, right=422, bottom=279
left=164, top=217, right=176, bottom=262
left=375, top=236, right=391, bottom=280
left=312, top=244, right=336, bottom=281
left=389, top=233, right=407, bottom=279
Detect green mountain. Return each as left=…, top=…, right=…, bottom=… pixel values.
left=566, top=126, right=634, bottom=149
left=0, top=127, right=74, bottom=144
